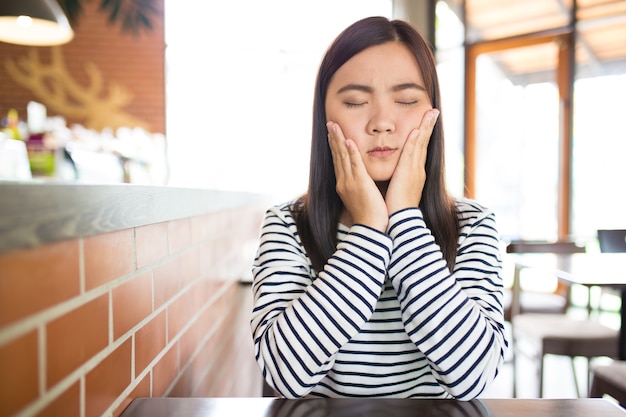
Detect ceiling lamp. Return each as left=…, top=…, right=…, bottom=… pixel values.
left=0, top=0, right=74, bottom=46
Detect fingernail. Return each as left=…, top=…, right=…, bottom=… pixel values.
left=431, top=110, right=440, bottom=123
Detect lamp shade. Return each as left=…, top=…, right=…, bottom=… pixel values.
left=0, top=0, right=74, bottom=46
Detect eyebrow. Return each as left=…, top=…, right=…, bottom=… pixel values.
left=336, top=82, right=427, bottom=94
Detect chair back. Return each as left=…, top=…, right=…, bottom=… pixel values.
left=597, top=229, right=626, bottom=253
left=505, top=239, right=585, bottom=308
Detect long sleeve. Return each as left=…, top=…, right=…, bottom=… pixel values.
left=250, top=199, right=507, bottom=399
left=387, top=202, right=506, bottom=399
left=250, top=204, right=392, bottom=398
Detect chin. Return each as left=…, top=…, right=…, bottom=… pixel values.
left=370, top=174, right=393, bottom=182
left=366, top=164, right=397, bottom=183
left=367, top=168, right=394, bottom=182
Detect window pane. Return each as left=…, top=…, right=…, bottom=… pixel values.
left=473, top=44, right=560, bottom=241
left=572, top=12, right=626, bottom=241
left=435, top=0, right=465, bottom=197
left=572, top=74, right=626, bottom=237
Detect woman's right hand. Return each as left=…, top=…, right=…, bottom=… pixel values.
left=327, top=121, right=388, bottom=232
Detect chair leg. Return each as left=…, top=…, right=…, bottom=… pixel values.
left=512, top=342, right=518, bottom=398
left=539, top=353, right=545, bottom=398
left=511, top=326, right=519, bottom=398
left=569, top=357, right=582, bottom=398
left=589, top=370, right=601, bottom=398
left=585, top=357, right=592, bottom=397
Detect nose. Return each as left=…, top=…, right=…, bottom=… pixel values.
left=366, top=104, right=395, bottom=134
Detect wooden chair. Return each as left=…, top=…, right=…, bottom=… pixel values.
left=588, top=230, right=626, bottom=405
left=590, top=361, right=626, bottom=407
left=597, top=229, right=626, bottom=253
left=508, top=240, right=619, bottom=398
left=503, top=240, right=583, bottom=322
left=592, top=229, right=626, bottom=314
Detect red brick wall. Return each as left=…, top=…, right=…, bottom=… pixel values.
left=0, top=203, right=266, bottom=417
left=0, top=0, right=165, bottom=133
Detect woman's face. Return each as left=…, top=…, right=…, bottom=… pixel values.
left=325, top=41, right=433, bottom=182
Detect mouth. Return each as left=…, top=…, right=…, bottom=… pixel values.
left=367, top=146, right=396, bottom=158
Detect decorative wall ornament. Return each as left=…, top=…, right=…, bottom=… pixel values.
left=4, top=46, right=150, bottom=131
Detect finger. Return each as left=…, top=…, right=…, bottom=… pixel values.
left=402, top=109, right=440, bottom=166
left=327, top=121, right=371, bottom=182
left=327, top=121, right=353, bottom=178
left=417, top=109, right=440, bottom=150
left=420, top=108, right=440, bottom=129
left=399, top=128, right=420, bottom=160
left=344, top=138, right=367, bottom=178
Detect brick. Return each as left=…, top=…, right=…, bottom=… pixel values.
left=84, top=229, right=134, bottom=290
left=112, top=271, right=152, bottom=340
left=198, top=240, right=217, bottom=279
left=180, top=308, right=220, bottom=392
left=167, top=286, right=195, bottom=341
left=0, top=241, right=80, bottom=326
left=167, top=218, right=191, bottom=254
left=46, top=294, right=109, bottom=387
left=113, top=374, right=150, bottom=417
left=152, top=344, right=178, bottom=397
left=135, top=222, right=168, bottom=269
left=0, top=330, right=39, bottom=417
left=190, top=214, right=215, bottom=243
left=153, top=258, right=181, bottom=309
left=35, top=381, right=80, bottom=417
left=167, top=363, right=192, bottom=397
left=85, top=339, right=132, bottom=417
left=179, top=248, right=200, bottom=288
left=135, top=310, right=166, bottom=374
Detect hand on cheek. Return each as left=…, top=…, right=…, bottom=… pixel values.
left=385, top=109, right=440, bottom=215
left=327, top=121, right=389, bottom=231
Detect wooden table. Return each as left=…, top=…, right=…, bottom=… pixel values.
left=120, top=397, right=626, bottom=417
left=510, top=253, right=626, bottom=359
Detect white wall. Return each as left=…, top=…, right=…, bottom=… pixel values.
left=165, top=0, right=392, bottom=200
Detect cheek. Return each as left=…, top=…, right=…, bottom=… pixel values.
left=336, top=122, right=364, bottom=145
left=326, top=102, right=347, bottom=124
left=325, top=98, right=344, bottom=123
left=326, top=108, right=361, bottom=138
left=399, top=106, right=431, bottom=133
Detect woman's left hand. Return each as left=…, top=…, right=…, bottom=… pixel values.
left=385, top=109, right=440, bottom=216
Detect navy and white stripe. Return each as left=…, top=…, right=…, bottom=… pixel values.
left=250, top=198, right=507, bottom=399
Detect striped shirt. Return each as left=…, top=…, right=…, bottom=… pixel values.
left=250, top=198, right=507, bottom=399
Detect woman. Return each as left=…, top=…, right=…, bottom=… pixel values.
left=250, top=16, right=507, bottom=399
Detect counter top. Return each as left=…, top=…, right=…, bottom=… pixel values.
left=0, top=180, right=270, bottom=254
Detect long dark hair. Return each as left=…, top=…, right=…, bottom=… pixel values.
left=292, top=16, right=459, bottom=274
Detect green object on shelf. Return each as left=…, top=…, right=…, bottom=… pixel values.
left=28, top=148, right=55, bottom=176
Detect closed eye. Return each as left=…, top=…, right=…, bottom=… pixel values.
left=345, top=101, right=367, bottom=108
left=396, top=100, right=419, bottom=106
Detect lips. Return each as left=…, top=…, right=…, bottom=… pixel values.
left=367, top=146, right=396, bottom=158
